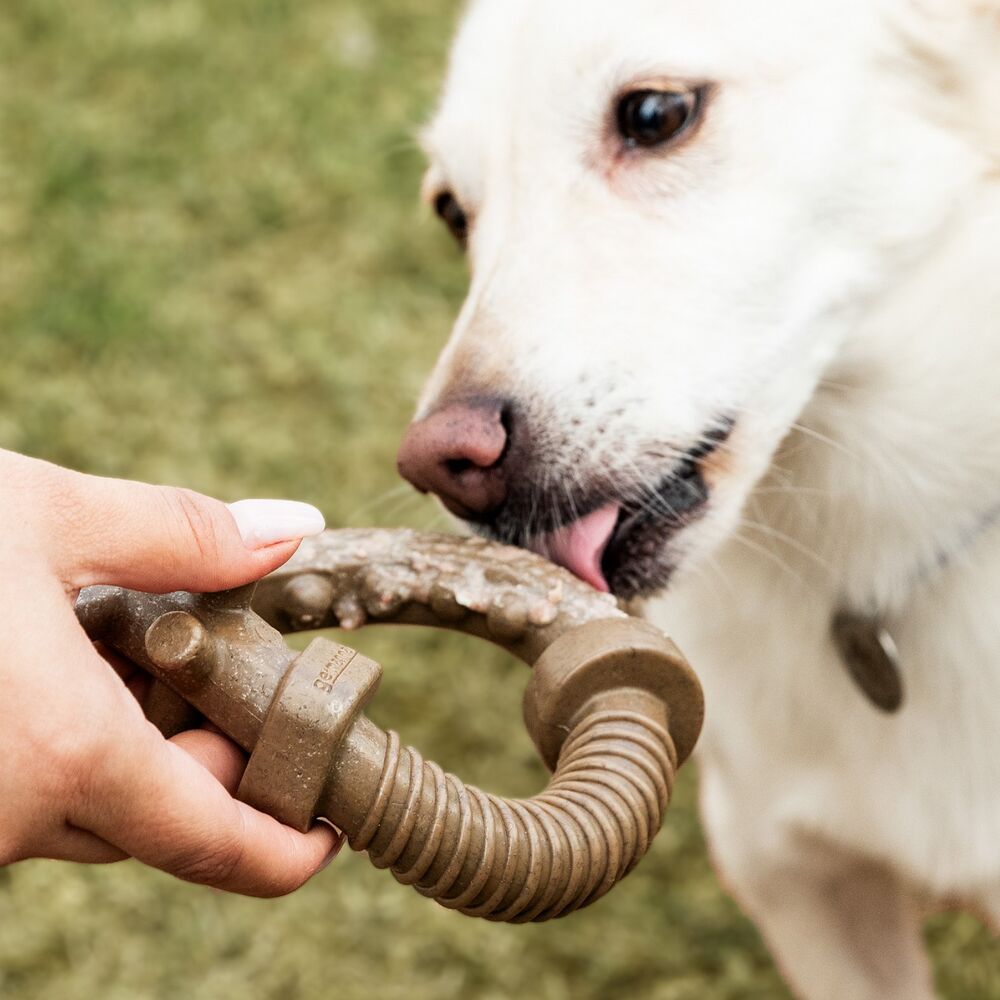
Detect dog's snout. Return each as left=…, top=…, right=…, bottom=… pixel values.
left=397, top=400, right=511, bottom=520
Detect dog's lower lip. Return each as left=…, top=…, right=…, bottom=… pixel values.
left=603, top=478, right=695, bottom=568
left=598, top=427, right=732, bottom=594
left=601, top=507, right=644, bottom=579
left=613, top=507, right=644, bottom=541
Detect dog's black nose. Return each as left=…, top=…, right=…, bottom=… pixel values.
left=397, top=400, right=511, bottom=520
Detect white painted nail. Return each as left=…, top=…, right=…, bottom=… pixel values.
left=228, top=499, right=326, bottom=550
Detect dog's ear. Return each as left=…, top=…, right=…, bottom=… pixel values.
left=892, top=0, right=1000, bottom=162
left=903, top=0, right=1000, bottom=14
left=896, top=0, right=1000, bottom=40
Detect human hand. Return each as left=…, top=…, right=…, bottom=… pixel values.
left=0, top=448, right=342, bottom=896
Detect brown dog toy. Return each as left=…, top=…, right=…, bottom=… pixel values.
left=76, top=529, right=703, bottom=923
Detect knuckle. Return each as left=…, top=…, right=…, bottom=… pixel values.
left=171, top=823, right=312, bottom=897
left=0, top=449, right=54, bottom=498
left=47, top=702, right=120, bottom=806
left=170, top=823, right=247, bottom=889
left=4, top=456, right=88, bottom=554
left=43, top=674, right=144, bottom=794
left=15, top=462, right=127, bottom=586
left=162, top=488, right=224, bottom=564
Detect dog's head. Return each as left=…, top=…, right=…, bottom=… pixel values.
left=398, top=0, right=986, bottom=598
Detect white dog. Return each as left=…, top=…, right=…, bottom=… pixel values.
left=395, top=1, right=1000, bottom=996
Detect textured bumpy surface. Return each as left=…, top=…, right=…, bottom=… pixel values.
left=252, top=528, right=629, bottom=663
left=77, top=529, right=703, bottom=922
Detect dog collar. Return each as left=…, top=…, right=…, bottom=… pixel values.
left=832, top=501, right=1000, bottom=715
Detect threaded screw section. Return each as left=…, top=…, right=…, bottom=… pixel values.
left=350, top=709, right=676, bottom=923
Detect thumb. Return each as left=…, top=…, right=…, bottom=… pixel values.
left=46, top=468, right=325, bottom=593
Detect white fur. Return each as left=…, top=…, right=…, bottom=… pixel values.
left=417, top=1, right=1000, bottom=995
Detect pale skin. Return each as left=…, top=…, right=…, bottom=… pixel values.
left=0, top=448, right=342, bottom=896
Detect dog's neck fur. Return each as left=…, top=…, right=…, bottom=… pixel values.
left=755, top=178, right=1000, bottom=622
left=897, top=0, right=1000, bottom=168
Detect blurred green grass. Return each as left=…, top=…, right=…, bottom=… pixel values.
left=0, top=2, right=996, bottom=997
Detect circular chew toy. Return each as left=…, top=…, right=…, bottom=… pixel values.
left=77, top=529, right=703, bottom=923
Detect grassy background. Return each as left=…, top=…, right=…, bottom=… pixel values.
left=0, top=1, right=997, bottom=997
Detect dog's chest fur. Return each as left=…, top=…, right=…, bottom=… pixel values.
left=646, top=192, right=1000, bottom=906
left=651, top=522, right=1000, bottom=899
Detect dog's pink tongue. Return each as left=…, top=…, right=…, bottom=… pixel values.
left=537, top=505, right=619, bottom=593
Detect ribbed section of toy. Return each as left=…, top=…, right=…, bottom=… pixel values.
left=350, top=709, right=676, bottom=923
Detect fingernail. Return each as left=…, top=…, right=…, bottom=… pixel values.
left=319, top=831, right=346, bottom=872
left=228, top=499, right=326, bottom=550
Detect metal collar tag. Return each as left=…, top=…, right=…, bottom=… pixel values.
left=832, top=611, right=904, bottom=714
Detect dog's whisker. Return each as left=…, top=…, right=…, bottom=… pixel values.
left=344, top=484, right=420, bottom=525
left=729, top=529, right=811, bottom=590
left=737, top=516, right=835, bottom=577
left=368, top=489, right=434, bottom=528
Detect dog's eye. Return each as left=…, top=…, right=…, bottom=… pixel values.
left=616, top=88, right=700, bottom=150
left=434, top=191, right=469, bottom=247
